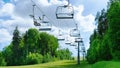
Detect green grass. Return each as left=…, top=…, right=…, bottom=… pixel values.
left=92, top=61, right=120, bottom=68
left=1, top=60, right=120, bottom=68
left=0, top=60, right=91, bottom=68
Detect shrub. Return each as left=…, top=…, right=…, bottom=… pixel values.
left=43, top=53, right=53, bottom=63
left=26, top=52, right=43, bottom=65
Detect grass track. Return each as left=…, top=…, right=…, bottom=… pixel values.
left=0, top=60, right=91, bottom=68
left=1, top=60, right=120, bottom=68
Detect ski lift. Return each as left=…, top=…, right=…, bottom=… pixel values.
left=65, top=37, right=71, bottom=45
left=38, top=15, right=52, bottom=31
left=70, top=42, right=77, bottom=46
left=81, top=46, right=85, bottom=52
left=70, top=28, right=80, bottom=37
left=57, top=30, right=65, bottom=41
left=58, top=32, right=65, bottom=41
left=30, top=5, right=41, bottom=26
left=75, top=46, right=78, bottom=49
left=30, top=15, right=41, bottom=26
left=56, top=0, right=74, bottom=19
left=58, top=36, right=65, bottom=41
left=65, top=41, right=71, bottom=45
left=39, top=22, right=52, bottom=31
left=75, top=38, right=83, bottom=42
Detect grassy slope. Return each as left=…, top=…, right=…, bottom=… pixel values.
left=1, top=60, right=120, bottom=68
left=0, top=60, right=91, bottom=68
left=92, top=61, right=120, bottom=68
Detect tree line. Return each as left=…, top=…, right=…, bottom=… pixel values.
left=87, top=0, right=120, bottom=64
left=0, top=27, right=73, bottom=66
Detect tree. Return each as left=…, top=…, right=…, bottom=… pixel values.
left=0, top=52, right=6, bottom=66
left=11, top=26, right=22, bottom=65
left=87, top=0, right=120, bottom=64
left=87, top=4, right=110, bottom=64
left=39, top=32, right=58, bottom=56
left=26, top=28, right=40, bottom=53
left=2, top=45, right=13, bottom=66
left=99, top=33, right=112, bottom=60
left=107, top=1, right=120, bottom=60
left=56, top=48, right=72, bottom=60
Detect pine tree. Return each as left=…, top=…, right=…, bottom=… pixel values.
left=11, top=26, right=21, bottom=65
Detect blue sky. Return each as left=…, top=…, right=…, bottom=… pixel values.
left=0, top=0, right=109, bottom=56
left=3, top=0, right=10, bottom=3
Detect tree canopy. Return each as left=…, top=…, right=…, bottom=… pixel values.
left=87, top=0, right=120, bottom=64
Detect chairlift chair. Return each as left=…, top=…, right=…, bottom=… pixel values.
left=56, top=4, right=74, bottom=19
left=75, top=38, right=83, bottom=42
left=29, top=15, right=41, bottom=26
left=57, top=30, right=65, bottom=41
left=38, top=14, right=52, bottom=31
left=70, top=28, right=80, bottom=37
left=58, top=35, right=65, bottom=41
left=70, top=42, right=77, bottom=46
left=39, top=22, right=52, bottom=31
left=65, top=41, right=71, bottom=45
left=34, top=21, right=41, bottom=26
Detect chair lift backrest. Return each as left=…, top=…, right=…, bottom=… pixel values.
left=70, top=28, right=80, bottom=37
left=39, top=23, right=52, bottom=31
left=39, top=15, right=52, bottom=31
left=56, top=0, right=74, bottom=19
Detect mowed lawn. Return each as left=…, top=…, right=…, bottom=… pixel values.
left=0, top=60, right=91, bottom=68
left=1, top=60, right=120, bottom=68
left=92, top=61, right=120, bottom=68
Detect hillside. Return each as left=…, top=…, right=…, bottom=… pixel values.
left=1, top=60, right=120, bottom=68
left=0, top=60, right=91, bottom=68
left=92, top=61, right=120, bottom=68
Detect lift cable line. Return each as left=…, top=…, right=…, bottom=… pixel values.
left=30, top=0, right=86, bottom=65
left=30, top=0, right=55, bottom=25
left=56, top=0, right=85, bottom=65
left=30, top=0, right=66, bottom=41
left=30, top=4, right=41, bottom=26
left=30, top=0, right=54, bottom=31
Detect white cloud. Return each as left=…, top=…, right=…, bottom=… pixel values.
left=0, top=29, right=12, bottom=43
left=0, top=0, right=97, bottom=56
left=0, top=3, right=14, bottom=16
left=0, top=29, right=12, bottom=50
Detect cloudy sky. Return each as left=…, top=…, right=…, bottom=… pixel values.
left=0, top=0, right=109, bottom=56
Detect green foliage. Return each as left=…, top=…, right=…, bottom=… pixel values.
left=2, top=45, right=13, bottom=66
left=56, top=48, right=72, bottom=60
left=26, top=52, right=43, bottom=64
left=11, top=26, right=24, bottom=65
left=107, top=1, right=120, bottom=60
left=1, top=27, right=72, bottom=66
left=87, top=39, right=101, bottom=64
left=99, top=34, right=112, bottom=60
left=39, top=32, right=58, bottom=56
left=27, top=28, right=40, bottom=53
left=87, top=0, right=120, bottom=64
left=0, top=52, right=6, bottom=66
left=42, top=53, right=53, bottom=63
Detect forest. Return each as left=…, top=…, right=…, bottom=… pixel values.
left=0, top=27, right=73, bottom=66
left=87, top=0, right=120, bottom=64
